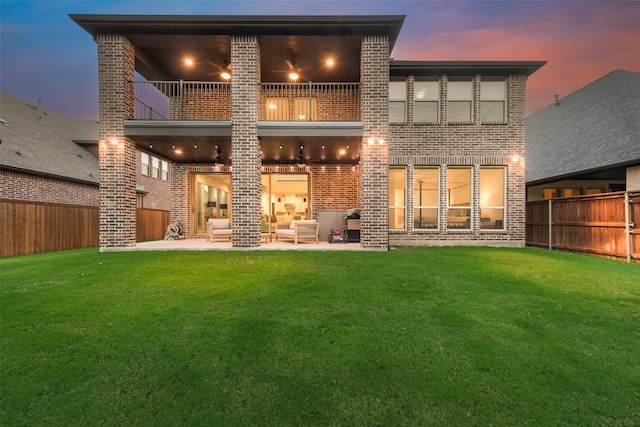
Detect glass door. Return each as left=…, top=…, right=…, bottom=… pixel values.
left=193, top=173, right=232, bottom=234
left=261, top=173, right=308, bottom=235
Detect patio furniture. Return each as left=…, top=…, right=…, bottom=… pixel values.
left=274, top=219, right=319, bottom=244
left=206, top=218, right=232, bottom=242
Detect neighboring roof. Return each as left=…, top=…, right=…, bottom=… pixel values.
left=390, top=60, right=546, bottom=77
left=526, top=70, right=640, bottom=184
left=0, top=92, right=99, bottom=185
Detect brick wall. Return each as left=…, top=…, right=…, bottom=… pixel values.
left=97, top=34, right=137, bottom=249
left=230, top=35, right=262, bottom=247
left=135, top=151, right=172, bottom=210
left=0, top=170, right=99, bottom=206
left=360, top=35, right=390, bottom=250
left=309, top=164, right=360, bottom=217
left=388, top=74, right=528, bottom=247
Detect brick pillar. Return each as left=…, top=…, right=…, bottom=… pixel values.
left=230, top=35, right=261, bottom=247
left=507, top=74, right=528, bottom=243
left=96, top=34, right=136, bottom=249
left=360, top=35, right=390, bottom=250
left=171, top=163, right=189, bottom=234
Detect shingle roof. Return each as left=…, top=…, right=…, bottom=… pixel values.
left=0, top=92, right=99, bottom=185
left=526, top=70, right=640, bottom=184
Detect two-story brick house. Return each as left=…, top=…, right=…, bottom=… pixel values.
left=71, top=14, right=544, bottom=250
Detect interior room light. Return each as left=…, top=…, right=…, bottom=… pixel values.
left=269, top=104, right=277, bottom=109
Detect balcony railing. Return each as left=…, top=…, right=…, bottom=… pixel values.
left=130, top=81, right=360, bottom=122
left=259, top=82, right=361, bottom=121
left=131, top=80, right=231, bottom=121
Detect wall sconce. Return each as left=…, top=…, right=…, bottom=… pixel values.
left=367, top=138, right=384, bottom=145
left=110, top=138, right=119, bottom=145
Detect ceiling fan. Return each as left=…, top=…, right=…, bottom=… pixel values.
left=214, top=148, right=226, bottom=165
left=206, top=60, right=232, bottom=80
left=273, top=54, right=311, bottom=82
left=296, top=149, right=308, bottom=168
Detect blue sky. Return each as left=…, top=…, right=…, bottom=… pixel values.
left=2, top=0, right=639, bottom=119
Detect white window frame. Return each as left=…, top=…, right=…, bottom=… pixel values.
left=480, top=79, right=507, bottom=123
left=447, top=79, right=474, bottom=124
left=413, top=79, right=440, bottom=124
left=446, top=166, right=472, bottom=230
left=414, top=167, right=440, bottom=230
left=389, top=80, right=407, bottom=124
left=151, top=156, right=160, bottom=179
left=161, top=160, right=169, bottom=181
left=141, top=152, right=150, bottom=176
left=389, top=167, right=407, bottom=230
left=479, top=166, right=506, bottom=230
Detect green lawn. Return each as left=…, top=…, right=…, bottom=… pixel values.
left=1, top=247, right=639, bottom=426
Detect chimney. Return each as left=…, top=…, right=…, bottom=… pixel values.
left=554, top=94, right=560, bottom=107
left=37, top=99, right=44, bottom=120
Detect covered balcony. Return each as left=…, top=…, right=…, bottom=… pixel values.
left=130, top=80, right=361, bottom=122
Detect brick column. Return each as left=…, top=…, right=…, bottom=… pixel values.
left=360, top=35, right=390, bottom=250
left=96, top=34, right=136, bottom=249
left=230, top=35, right=261, bottom=247
left=508, top=74, right=528, bottom=243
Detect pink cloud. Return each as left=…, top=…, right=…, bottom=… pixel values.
left=393, top=2, right=640, bottom=114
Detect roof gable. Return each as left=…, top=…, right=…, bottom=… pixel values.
left=0, top=92, right=99, bottom=184
left=526, top=70, right=640, bottom=183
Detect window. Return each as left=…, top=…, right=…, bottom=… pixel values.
left=151, top=156, right=160, bottom=179
left=141, top=152, right=150, bottom=176
left=414, top=167, right=439, bottom=229
left=447, top=167, right=472, bottom=229
left=479, top=167, right=506, bottom=230
left=480, top=79, right=506, bottom=123
left=447, top=80, right=473, bottom=123
left=414, top=80, right=440, bottom=123
left=161, top=160, right=169, bottom=181
left=293, top=98, right=317, bottom=121
left=542, top=188, right=558, bottom=199
left=389, top=80, right=407, bottom=123
left=389, top=167, right=406, bottom=229
left=563, top=188, right=581, bottom=197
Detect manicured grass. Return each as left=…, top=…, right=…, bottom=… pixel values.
left=1, top=247, right=639, bottom=426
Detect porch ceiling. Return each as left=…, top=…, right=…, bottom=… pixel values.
left=131, top=134, right=362, bottom=165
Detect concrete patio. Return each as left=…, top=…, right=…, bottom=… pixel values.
left=104, top=238, right=370, bottom=252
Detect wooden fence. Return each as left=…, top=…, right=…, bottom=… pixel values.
left=1, top=200, right=170, bottom=257
left=526, top=191, right=640, bottom=262
left=137, top=208, right=171, bottom=242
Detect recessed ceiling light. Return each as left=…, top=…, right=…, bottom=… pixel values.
left=185, top=59, right=194, bottom=66
left=326, top=59, right=335, bottom=67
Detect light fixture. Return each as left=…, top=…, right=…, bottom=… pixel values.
left=185, top=59, right=194, bottom=66
left=512, top=154, right=521, bottom=162
left=289, top=72, right=299, bottom=81
left=221, top=71, right=231, bottom=80
left=326, top=58, right=335, bottom=67
left=339, top=149, right=346, bottom=155
left=175, top=149, right=183, bottom=154
left=110, top=137, right=118, bottom=145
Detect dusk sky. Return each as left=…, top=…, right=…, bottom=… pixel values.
left=2, top=0, right=639, bottom=120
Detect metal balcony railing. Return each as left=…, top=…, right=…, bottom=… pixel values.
left=130, top=81, right=361, bottom=121
left=131, top=80, right=231, bottom=120
left=259, top=82, right=361, bottom=121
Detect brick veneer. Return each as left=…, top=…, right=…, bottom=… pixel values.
left=360, top=35, right=390, bottom=250
left=230, top=35, right=262, bottom=247
left=0, top=170, right=99, bottom=206
left=388, top=74, right=528, bottom=247
left=135, top=151, right=172, bottom=210
left=97, top=34, right=137, bottom=249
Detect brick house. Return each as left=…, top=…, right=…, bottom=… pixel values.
left=71, top=14, right=545, bottom=250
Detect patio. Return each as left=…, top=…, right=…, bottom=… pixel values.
left=108, top=238, right=368, bottom=252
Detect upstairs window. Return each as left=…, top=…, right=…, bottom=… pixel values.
left=141, top=152, right=150, bottom=176
left=447, top=80, right=473, bottom=123
left=414, top=80, right=440, bottom=124
left=481, top=79, right=507, bottom=123
left=151, top=156, right=160, bottom=179
left=389, top=80, right=407, bottom=123
left=161, top=160, right=169, bottom=181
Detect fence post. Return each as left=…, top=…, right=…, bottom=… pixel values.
left=548, top=199, right=553, bottom=251
left=625, top=191, right=631, bottom=263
